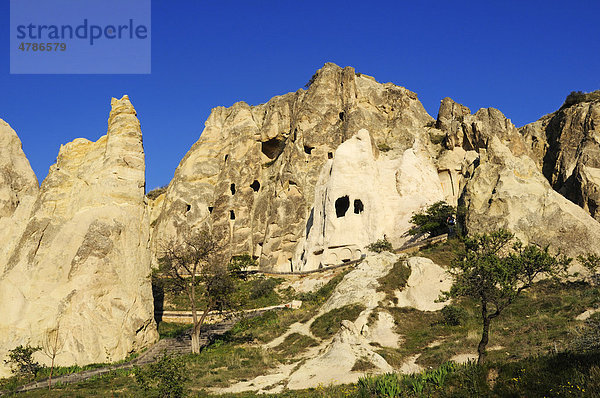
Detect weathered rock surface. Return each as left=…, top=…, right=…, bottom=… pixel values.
left=150, top=63, right=436, bottom=271
left=293, top=129, right=445, bottom=271
left=0, top=120, right=39, bottom=273
left=0, top=96, right=157, bottom=377
left=521, top=100, right=600, bottom=221
left=395, top=257, right=452, bottom=311
left=461, top=136, right=600, bottom=258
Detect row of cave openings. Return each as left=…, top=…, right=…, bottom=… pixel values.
left=257, top=137, right=335, bottom=162
left=335, top=195, right=364, bottom=217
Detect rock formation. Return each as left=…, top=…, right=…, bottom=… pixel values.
left=150, top=63, right=436, bottom=272
left=292, top=129, right=445, bottom=271
left=461, top=136, right=600, bottom=258
left=521, top=99, right=600, bottom=221
left=0, top=96, right=157, bottom=377
left=0, top=120, right=39, bottom=274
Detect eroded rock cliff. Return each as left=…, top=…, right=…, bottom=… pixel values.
left=0, top=96, right=157, bottom=377
left=150, top=63, right=436, bottom=272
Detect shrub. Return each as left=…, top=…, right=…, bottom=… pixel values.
left=4, top=345, right=42, bottom=380
left=377, top=142, right=392, bottom=152
left=562, top=90, right=600, bottom=109
left=250, top=278, right=279, bottom=300
left=377, top=259, right=411, bottom=303
left=366, top=238, right=393, bottom=253
left=134, top=353, right=189, bottom=398
left=146, top=185, right=167, bottom=200
left=571, top=314, right=600, bottom=353
left=440, top=304, right=469, bottom=326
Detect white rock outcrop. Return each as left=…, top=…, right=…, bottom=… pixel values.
left=0, top=96, right=158, bottom=377
left=292, top=129, right=446, bottom=271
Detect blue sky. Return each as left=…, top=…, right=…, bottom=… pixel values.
left=1, top=1, right=599, bottom=190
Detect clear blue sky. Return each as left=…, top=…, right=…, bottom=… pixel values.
left=1, top=1, right=599, bottom=190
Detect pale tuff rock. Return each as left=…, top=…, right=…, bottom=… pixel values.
left=150, top=63, right=434, bottom=271
left=437, top=97, right=530, bottom=157
left=0, top=120, right=39, bottom=273
left=521, top=100, right=600, bottom=221
left=292, top=129, right=446, bottom=271
left=0, top=96, right=157, bottom=377
left=461, top=136, right=600, bottom=259
left=285, top=320, right=394, bottom=389
left=395, top=257, right=452, bottom=311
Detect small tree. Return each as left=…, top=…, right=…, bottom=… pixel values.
left=4, top=345, right=42, bottom=380
left=41, top=325, right=65, bottom=390
left=409, top=201, right=456, bottom=236
left=158, top=228, right=238, bottom=353
left=443, top=230, right=571, bottom=364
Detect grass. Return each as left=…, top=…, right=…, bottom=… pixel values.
left=158, top=321, right=192, bottom=338
left=273, top=333, right=319, bottom=359
left=351, top=357, right=376, bottom=372
left=310, top=303, right=366, bottom=339
left=378, top=279, right=600, bottom=369
left=377, top=259, right=411, bottom=304
left=418, top=237, right=464, bottom=267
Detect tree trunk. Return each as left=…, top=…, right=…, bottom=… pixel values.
left=478, top=303, right=490, bottom=365
left=48, top=356, right=54, bottom=390
left=189, top=278, right=200, bottom=354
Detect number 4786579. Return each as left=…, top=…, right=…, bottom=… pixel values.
left=18, top=43, right=66, bottom=51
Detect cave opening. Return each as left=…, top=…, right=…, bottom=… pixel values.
left=250, top=180, right=260, bottom=192
left=230, top=210, right=235, bottom=220
left=339, top=112, right=345, bottom=121
left=230, top=183, right=236, bottom=195
left=304, top=145, right=314, bottom=155
left=224, top=154, right=229, bottom=161
left=261, top=137, right=286, bottom=159
left=353, top=199, right=364, bottom=214
left=185, top=204, right=191, bottom=212
left=208, top=206, right=213, bottom=214
left=335, top=196, right=350, bottom=218
left=328, top=152, right=334, bottom=159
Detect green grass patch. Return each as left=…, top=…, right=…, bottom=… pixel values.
left=273, top=333, right=318, bottom=358
left=310, top=304, right=366, bottom=340
left=158, top=321, right=192, bottom=339
left=377, top=259, right=411, bottom=304
left=418, top=237, right=464, bottom=267
left=351, top=357, right=376, bottom=372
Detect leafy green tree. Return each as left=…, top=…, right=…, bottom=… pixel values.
left=4, top=345, right=42, bottom=380
left=409, top=201, right=456, bottom=236
left=158, top=228, right=239, bottom=353
left=443, top=230, right=571, bottom=364
left=134, top=353, right=189, bottom=398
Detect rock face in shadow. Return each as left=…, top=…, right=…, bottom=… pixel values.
left=461, top=136, right=600, bottom=258
left=521, top=100, right=600, bottom=221
left=150, top=63, right=435, bottom=271
left=0, top=96, right=157, bottom=377
left=0, top=120, right=39, bottom=273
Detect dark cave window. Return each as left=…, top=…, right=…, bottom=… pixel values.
left=304, top=145, right=314, bottom=155
left=230, top=210, right=235, bottom=220
left=335, top=196, right=350, bottom=218
left=250, top=180, right=261, bottom=192
left=185, top=204, right=191, bottom=212
left=339, top=112, right=345, bottom=121
left=208, top=206, right=214, bottom=214
left=230, top=183, right=236, bottom=195
left=353, top=199, right=364, bottom=214
left=328, top=152, right=334, bottom=159
left=224, top=154, right=229, bottom=161
left=261, top=137, right=286, bottom=159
